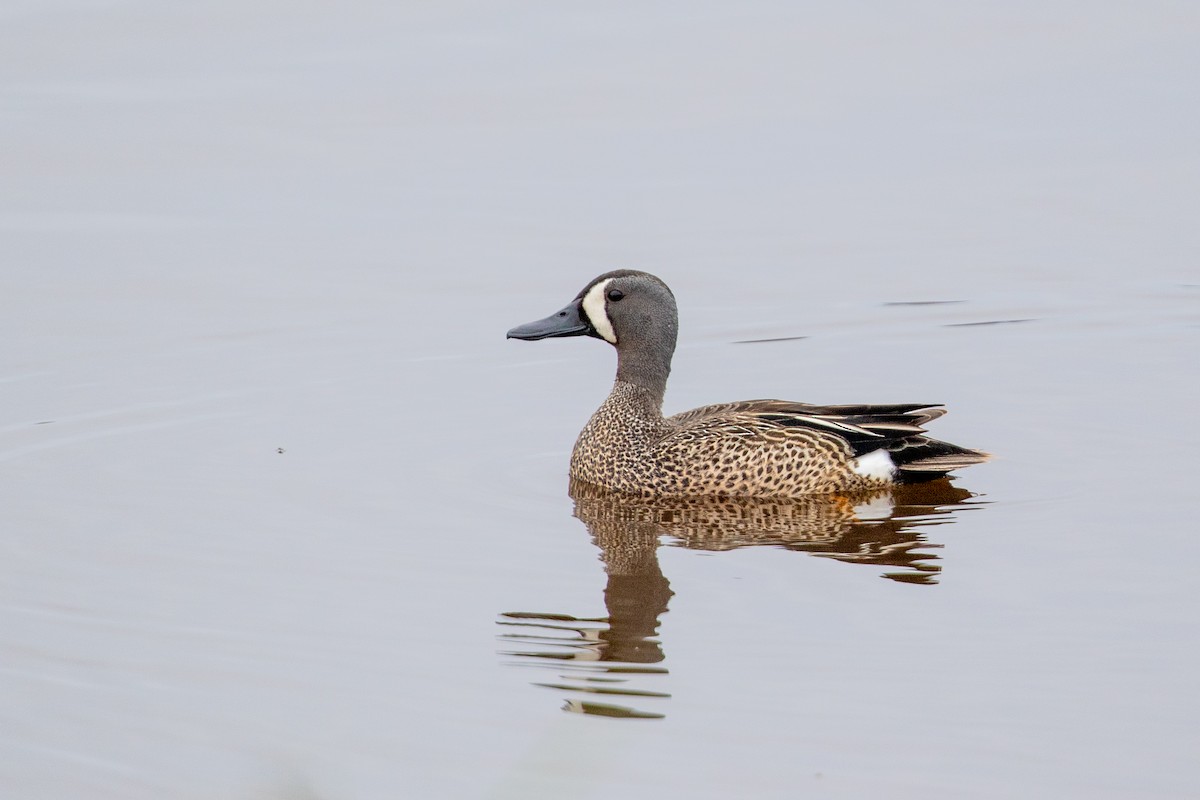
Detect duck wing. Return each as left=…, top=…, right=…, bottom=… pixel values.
left=666, top=400, right=988, bottom=478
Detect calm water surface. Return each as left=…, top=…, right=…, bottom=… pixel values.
left=2, top=3, right=1198, bottom=799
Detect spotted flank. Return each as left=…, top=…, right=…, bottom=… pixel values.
left=507, top=269, right=989, bottom=497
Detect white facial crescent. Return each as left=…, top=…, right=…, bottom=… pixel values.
left=581, top=278, right=617, bottom=344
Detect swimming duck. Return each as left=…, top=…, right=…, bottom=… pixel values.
left=507, top=270, right=988, bottom=497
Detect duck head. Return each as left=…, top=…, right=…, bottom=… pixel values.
left=507, top=270, right=679, bottom=399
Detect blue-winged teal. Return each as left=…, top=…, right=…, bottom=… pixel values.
left=507, top=270, right=988, bottom=497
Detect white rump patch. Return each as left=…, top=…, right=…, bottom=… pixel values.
left=852, top=494, right=896, bottom=521
left=852, top=449, right=896, bottom=480
left=581, top=278, right=617, bottom=344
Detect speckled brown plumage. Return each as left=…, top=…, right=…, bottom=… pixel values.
left=568, top=381, right=882, bottom=496
left=508, top=270, right=989, bottom=498
left=569, top=477, right=978, bottom=584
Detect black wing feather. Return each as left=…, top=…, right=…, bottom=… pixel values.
left=669, top=399, right=988, bottom=481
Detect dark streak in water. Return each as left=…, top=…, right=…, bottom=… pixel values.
left=733, top=335, right=808, bottom=344
left=534, top=682, right=671, bottom=698
left=501, top=611, right=605, bottom=622
left=944, top=318, right=1035, bottom=327
left=884, top=300, right=965, bottom=306
left=885, top=571, right=940, bottom=585
left=562, top=700, right=665, bottom=719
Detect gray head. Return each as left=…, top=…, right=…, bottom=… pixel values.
left=507, top=270, right=679, bottom=399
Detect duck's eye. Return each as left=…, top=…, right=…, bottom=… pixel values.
left=607, top=289, right=624, bottom=302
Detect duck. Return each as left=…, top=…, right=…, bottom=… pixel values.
left=507, top=270, right=988, bottom=497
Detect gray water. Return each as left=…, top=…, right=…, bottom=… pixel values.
left=2, top=3, right=1198, bottom=798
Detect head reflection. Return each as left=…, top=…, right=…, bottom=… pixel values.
left=499, top=478, right=983, bottom=718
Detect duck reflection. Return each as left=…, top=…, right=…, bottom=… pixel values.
left=499, top=478, right=983, bottom=718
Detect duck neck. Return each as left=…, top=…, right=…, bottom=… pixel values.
left=614, top=346, right=671, bottom=413
left=609, top=295, right=678, bottom=415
